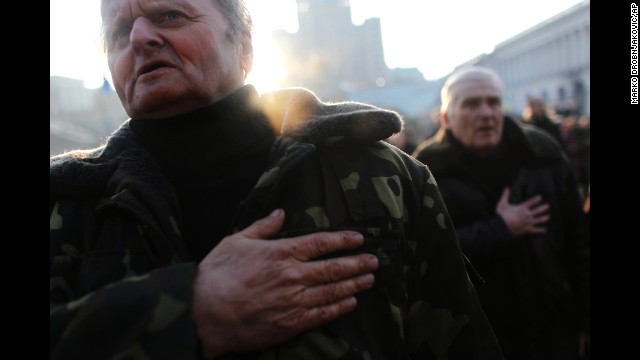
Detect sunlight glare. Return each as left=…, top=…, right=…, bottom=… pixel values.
left=244, top=0, right=298, bottom=93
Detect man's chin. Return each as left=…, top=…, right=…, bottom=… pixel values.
left=480, top=134, right=501, bottom=147
left=473, top=139, right=501, bottom=151
left=132, top=83, right=182, bottom=101
left=127, top=94, right=207, bottom=119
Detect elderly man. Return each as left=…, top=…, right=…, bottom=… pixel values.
left=413, top=66, right=589, bottom=360
left=50, top=1, right=503, bottom=359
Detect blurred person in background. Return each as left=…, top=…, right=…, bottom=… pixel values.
left=413, top=66, right=589, bottom=360
left=385, top=130, right=417, bottom=154
left=574, top=115, right=590, bottom=198
left=522, top=96, right=565, bottom=149
left=561, top=115, right=590, bottom=199
left=50, top=0, right=503, bottom=359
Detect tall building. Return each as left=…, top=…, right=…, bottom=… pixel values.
left=273, top=0, right=391, bottom=100
left=271, top=0, right=443, bottom=141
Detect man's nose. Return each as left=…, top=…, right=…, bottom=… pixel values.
left=478, top=101, right=495, bottom=117
left=130, top=18, right=163, bottom=53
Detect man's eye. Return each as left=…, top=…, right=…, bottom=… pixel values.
left=463, top=99, right=481, bottom=108
left=163, top=11, right=184, bottom=21
left=112, top=29, right=130, bottom=42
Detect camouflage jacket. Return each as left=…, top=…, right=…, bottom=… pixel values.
left=51, top=86, right=503, bottom=360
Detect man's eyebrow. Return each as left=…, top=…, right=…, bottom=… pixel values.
left=487, top=95, right=502, bottom=103
left=462, top=95, right=501, bottom=103
left=104, top=0, right=198, bottom=27
left=105, top=17, right=130, bottom=30
left=145, top=0, right=198, bottom=15
left=461, top=96, right=481, bottom=104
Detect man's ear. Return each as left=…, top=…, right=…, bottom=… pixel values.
left=441, top=111, right=450, bottom=129
left=239, top=32, right=253, bottom=77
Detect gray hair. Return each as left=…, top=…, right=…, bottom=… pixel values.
left=215, top=0, right=253, bottom=42
left=440, top=66, right=504, bottom=116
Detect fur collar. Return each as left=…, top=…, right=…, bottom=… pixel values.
left=260, top=86, right=403, bottom=144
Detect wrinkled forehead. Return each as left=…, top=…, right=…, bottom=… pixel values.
left=102, top=0, right=149, bottom=21
left=101, top=0, right=201, bottom=21
left=452, top=79, right=502, bottom=103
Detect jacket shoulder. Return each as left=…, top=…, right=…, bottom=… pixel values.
left=518, top=123, right=564, bottom=160
left=411, top=130, right=459, bottom=175
left=261, top=87, right=404, bottom=145
left=50, top=122, right=136, bottom=198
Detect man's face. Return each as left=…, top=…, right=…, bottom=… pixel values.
left=102, top=0, right=252, bottom=119
left=444, top=79, right=504, bottom=154
left=529, top=98, right=546, bottom=117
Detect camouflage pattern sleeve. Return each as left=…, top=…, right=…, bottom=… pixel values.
left=50, top=200, right=201, bottom=359
left=50, top=264, right=199, bottom=359
left=404, top=163, right=504, bottom=360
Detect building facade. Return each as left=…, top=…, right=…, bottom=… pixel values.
left=270, top=0, right=590, bottom=125
left=50, top=0, right=590, bottom=155
left=50, top=76, right=128, bottom=156
left=461, top=0, right=590, bottom=116
left=273, top=0, right=392, bottom=100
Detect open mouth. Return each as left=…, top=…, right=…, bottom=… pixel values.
left=140, top=63, right=168, bottom=75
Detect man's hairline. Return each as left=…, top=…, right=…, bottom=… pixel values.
left=99, top=0, right=248, bottom=52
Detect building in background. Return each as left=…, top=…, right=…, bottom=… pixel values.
left=272, top=0, right=443, bottom=139
left=456, top=0, right=590, bottom=117
left=50, top=0, right=589, bottom=154
left=271, top=0, right=590, bottom=140
left=50, top=76, right=128, bottom=156
left=273, top=0, right=390, bottom=99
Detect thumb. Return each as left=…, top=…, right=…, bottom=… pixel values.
left=499, top=187, right=511, bottom=204
left=239, top=208, right=286, bottom=240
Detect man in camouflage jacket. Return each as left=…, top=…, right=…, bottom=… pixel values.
left=51, top=85, right=502, bottom=359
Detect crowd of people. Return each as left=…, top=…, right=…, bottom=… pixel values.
left=50, top=1, right=589, bottom=359
left=521, top=97, right=590, bottom=200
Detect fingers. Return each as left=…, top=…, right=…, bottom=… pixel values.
left=240, top=208, right=286, bottom=240
left=303, top=253, right=379, bottom=284
left=294, top=274, right=376, bottom=330
left=302, top=273, right=376, bottom=308
left=529, top=200, right=550, bottom=229
left=535, top=214, right=551, bottom=224
left=498, top=187, right=511, bottom=204
left=531, top=202, right=550, bottom=216
left=241, top=210, right=368, bottom=261
left=298, top=297, right=359, bottom=330
left=528, top=214, right=550, bottom=235
left=236, top=208, right=378, bottom=290
left=524, top=194, right=544, bottom=208
left=283, top=231, right=367, bottom=261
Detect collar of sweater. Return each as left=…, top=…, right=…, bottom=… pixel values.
left=129, top=85, right=274, bottom=179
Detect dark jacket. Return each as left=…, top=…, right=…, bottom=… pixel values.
left=413, top=118, right=589, bottom=360
left=50, top=86, right=503, bottom=360
left=524, top=115, right=564, bottom=149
